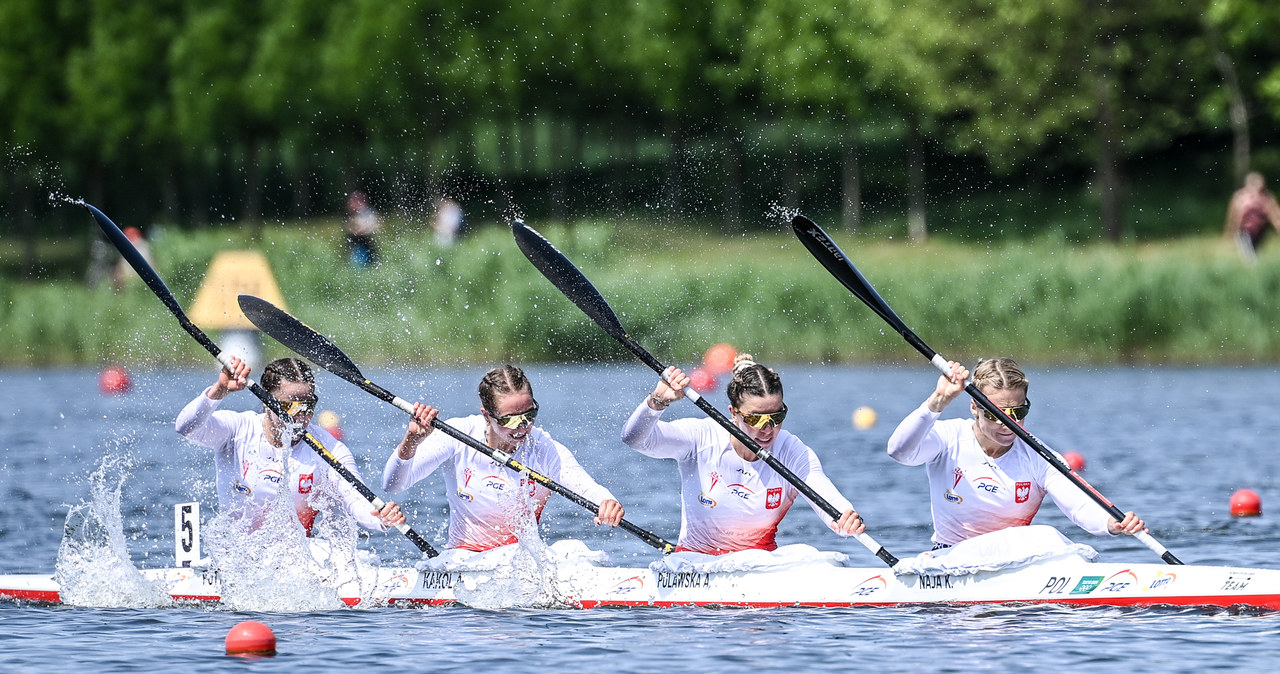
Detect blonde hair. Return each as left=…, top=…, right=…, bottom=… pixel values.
left=972, top=357, right=1029, bottom=394
left=726, top=353, right=782, bottom=406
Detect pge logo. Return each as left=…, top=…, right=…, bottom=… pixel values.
left=609, top=576, right=645, bottom=596
left=852, top=575, right=887, bottom=597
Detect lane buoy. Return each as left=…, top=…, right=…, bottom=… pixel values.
left=99, top=365, right=131, bottom=395
left=225, top=620, right=276, bottom=656
left=1230, top=488, right=1262, bottom=517
left=317, top=410, right=344, bottom=441
left=689, top=367, right=717, bottom=394
left=852, top=406, right=877, bottom=430
left=703, top=343, right=738, bottom=375
left=1062, top=451, right=1086, bottom=472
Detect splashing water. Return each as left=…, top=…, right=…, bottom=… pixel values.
left=451, top=482, right=569, bottom=609
left=201, top=456, right=346, bottom=612
left=53, top=455, right=174, bottom=608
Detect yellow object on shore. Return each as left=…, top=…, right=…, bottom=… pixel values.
left=189, top=251, right=287, bottom=330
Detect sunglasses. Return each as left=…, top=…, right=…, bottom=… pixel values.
left=981, top=398, right=1031, bottom=422
left=275, top=397, right=318, bottom=417
left=735, top=403, right=788, bottom=430
left=490, top=402, right=539, bottom=430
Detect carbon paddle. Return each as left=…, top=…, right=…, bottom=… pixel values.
left=790, top=213, right=1183, bottom=565
left=236, top=294, right=677, bottom=554
left=82, top=202, right=439, bottom=557
left=512, top=220, right=899, bottom=567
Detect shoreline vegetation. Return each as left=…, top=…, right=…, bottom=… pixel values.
left=4, top=217, right=1280, bottom=368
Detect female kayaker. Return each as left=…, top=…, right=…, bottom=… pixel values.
left=887, top=357, right=1146, bottom=549
left=383, top=364, right=625, bottom=551
left=176, top=356, right=404, bottom=534
left=620, top=354, right=865, bottom=554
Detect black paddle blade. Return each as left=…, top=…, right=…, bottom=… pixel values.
left=237, top=294, right=366, bottom=385
left=511, top=220, right=629, bottom=341
left=790, top=214, right=908, bottom=333
left=84, top=202, right=185, bottom=318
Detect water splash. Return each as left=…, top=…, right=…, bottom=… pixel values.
left=451, top=483, right=568, bottom=609
left=201, top=456, right=346, bottom=612
left=53, top=455, right=174, bottom=608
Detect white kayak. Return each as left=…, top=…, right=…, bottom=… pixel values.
left=3, top=526, right=1278, bottom=610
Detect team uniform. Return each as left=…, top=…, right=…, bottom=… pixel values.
left=620, top=403, right=853, bottom=554
left=887, top=403, right=1113, bottom=547
left=381, top=415, right=616, bottom=551
left=175, top=388, right=386, bottom=534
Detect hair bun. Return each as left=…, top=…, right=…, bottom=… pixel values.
left=732, top=353, right=758, bottom=373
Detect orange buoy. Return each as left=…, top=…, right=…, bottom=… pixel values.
left=689, top=367, right=717, bottom=394
left=703, top=343, right=738, bottom=375
left=1062, top=451, right=1086, bottom=472
left=317, top=410, right=344, bottom=441
left=99, top=365, right=131, bottom=395
left=225, top=620, right=276, bottom=656
left=1230, top=488, right=1262, bottom=517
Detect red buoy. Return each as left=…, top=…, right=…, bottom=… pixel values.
left=225, top=621, right=276, bottom=656
left=703, top=343, right=738, bottom=375
left=1062, top=451, right=1086, bottom=472
left=99, top=365, right=131, bottom=395
left=689, top=367, right=717, bottom=394
left=1230, top=488, right=1262, bottom=517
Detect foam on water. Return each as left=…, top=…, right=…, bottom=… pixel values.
left=53, top=455, right=174, bottom=608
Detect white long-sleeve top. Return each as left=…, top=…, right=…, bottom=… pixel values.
left=620, top=403, right=853, bottom=554
left=381, top=415, right=616, bottom=551
left=887, top=402, right=1113, bottom=546
left=175, top=387, right=386, bottom=533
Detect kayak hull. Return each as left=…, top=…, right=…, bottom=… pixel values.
left=4, top=556, right=1278, bottom=610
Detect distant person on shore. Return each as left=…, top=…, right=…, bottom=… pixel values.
left=433, top=197, right=463, bottom=248
left=111, top=226, right=154, bottom=290
left=344, top=191, right=381, bottom=267
left=1224, top=172, right=1280, bottom=261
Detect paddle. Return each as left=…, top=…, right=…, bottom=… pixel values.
left=81, top=202, right=439, bottom=557
left=236, top=294, right=677, bottom=554
left=512, top=220, right=899, bottom=568
left=790, top=213, right=1183, bottom=565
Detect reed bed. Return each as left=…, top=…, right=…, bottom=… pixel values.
left=4, top=218, right=1278, bottom=367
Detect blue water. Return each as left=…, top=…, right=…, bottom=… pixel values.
left=2, top=364, right=1279, bottom=672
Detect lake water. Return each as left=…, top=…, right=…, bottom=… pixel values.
left=2, top=363, right=1279, bottom=672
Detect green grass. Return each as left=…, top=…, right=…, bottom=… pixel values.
left=3, top=214, right=1280, bottom=367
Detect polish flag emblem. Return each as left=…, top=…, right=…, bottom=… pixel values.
left=1015, top=481, right=1031, bottom=503
left=766, top=487, right=783, bottom=509
left=298, top=473, right=314, bottom=494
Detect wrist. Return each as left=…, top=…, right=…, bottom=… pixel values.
left=647, top=394, right=670, bottom=411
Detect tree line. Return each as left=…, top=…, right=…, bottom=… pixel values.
left=3, top=0, right=1277, bottom=249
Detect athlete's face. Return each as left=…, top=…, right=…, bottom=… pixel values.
left=732, top=392, right=786, bottom=449
left=483, top=388, right=537, bottom=450
left=265, top=380, right=317, bottom=437
left=970, top=386, right=1026, bottom=449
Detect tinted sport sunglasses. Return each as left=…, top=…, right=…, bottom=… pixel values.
left=981, top=398, right=1031, bottom=422
left=489, top=401, right=539, bottom=429
left=734, top=403, right=788, bottom=429
left=275, top=397, right=318, bottom=417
